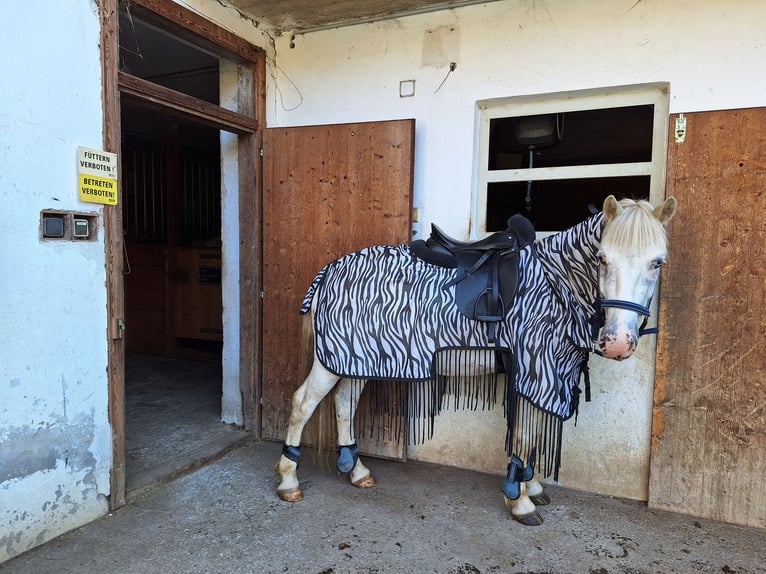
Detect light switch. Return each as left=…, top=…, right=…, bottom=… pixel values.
left=43, top=216, right=65, bottom=238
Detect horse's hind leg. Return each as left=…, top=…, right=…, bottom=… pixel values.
left=276, top=359, right=340, bottom=502
left=525, top=477, right=551, bottom=506
left=333, top=378, right=376, bottom=489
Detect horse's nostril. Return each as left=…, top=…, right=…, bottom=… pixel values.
left=599, top=331, right=637, bottom=360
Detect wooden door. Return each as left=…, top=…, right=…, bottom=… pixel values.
left=174, top=247, right=223, bottom=341
left=650, top=109, right=766, bottom=528
left=262, top=120, right=415, bottom=457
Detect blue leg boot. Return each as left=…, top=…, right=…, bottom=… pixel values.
left=502, top=455, right=525, bottom=500
left=336, top=443, right=359, bottom=474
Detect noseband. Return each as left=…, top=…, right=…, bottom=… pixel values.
left=590, top=296, right=658, bottom=356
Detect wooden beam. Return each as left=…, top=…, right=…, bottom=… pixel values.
left=238, top=61, right=263, bottom=432
left=118, top=72, right=258, bottom=133
left=101, top=0, right=127, bottom=510
left=124, top=0, right=263, bottom=63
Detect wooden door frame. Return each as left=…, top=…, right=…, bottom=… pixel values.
left=100, top=0, right=266, bottom=509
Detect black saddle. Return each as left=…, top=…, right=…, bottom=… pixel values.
left=411, top=215, right=535, bottom=343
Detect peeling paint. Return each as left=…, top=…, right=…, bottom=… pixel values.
left=0, top=414, right=97, bottom=485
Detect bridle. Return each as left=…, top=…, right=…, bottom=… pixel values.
left=590, top=296, right=657, bottom=357
left=589, top=259, right=658, bottom=357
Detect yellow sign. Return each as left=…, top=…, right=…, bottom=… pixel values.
left=78, top=146, right=118, bottom=205
left=79, top=174, right=118, bottom=205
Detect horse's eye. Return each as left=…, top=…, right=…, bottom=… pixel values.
left=651, top=258, right=665, bottom=269
left=598, top=255, right=608, bottom=266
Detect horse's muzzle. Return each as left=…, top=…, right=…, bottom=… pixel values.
left=598, top=329, right=638, bottom=360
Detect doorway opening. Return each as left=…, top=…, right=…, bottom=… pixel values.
left=117, top=7, right=255, bottom=498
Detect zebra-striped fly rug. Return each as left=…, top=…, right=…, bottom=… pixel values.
left=300, top=213, right=604, bottom=477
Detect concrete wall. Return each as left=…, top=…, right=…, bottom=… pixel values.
left=264, top=0, right=766, bottom=499
left=0, top=1, right=111, bottom=562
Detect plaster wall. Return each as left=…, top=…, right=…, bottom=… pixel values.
left=264, top=0, right=766, bottom=500
left=0, top=0, right=111, bottom=562
left=219, top=61, right=243, bottom=425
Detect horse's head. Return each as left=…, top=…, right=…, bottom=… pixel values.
left=595, top=195, right=677, bottom=360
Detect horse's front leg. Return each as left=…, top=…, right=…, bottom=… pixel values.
left=276, top=360, right=340, bottom=502
left=502, top=451, right=545, bottom=526
left=334, top=378, right=376, bottom=489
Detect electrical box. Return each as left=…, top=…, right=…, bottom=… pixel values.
left=40, top=210, right=98, bottom=241
left=43, top=215, right=66, bottom=238
left=73, top=218, right=90, bottom=238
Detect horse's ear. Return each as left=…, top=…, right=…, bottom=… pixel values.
left=653, top=196, right=677, bottom=225
left=603, top=195, right=621, bottom=221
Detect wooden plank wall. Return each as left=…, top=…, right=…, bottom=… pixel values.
left=125, top=244, right=168, bottom=355
left=650, top=109, right=766, bottom=528
left=175, top=247, right=223, bottom=341
left=261, top=120, right=414, bottom=444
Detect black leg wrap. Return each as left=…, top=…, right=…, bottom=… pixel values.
left=282, top=444, right=301, bottom=466
left=336, top=443, right=360, bottom=474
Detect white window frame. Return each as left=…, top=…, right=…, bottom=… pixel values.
left=471, top=83, right=670, bottom=238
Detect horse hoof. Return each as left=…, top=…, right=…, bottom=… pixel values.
left=277, top=487, right=304, bottom=502
left=503, top=494, right=544, bottom=526
left=529, top=491, right=551, bottom=506
left=513, top=511, right=544, bottom=526
left=351, top=473, right=377, bottom=489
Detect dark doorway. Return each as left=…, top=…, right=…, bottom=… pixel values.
left=118, top=11, right=249, bottom=498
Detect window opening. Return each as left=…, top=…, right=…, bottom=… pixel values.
left=119, top=9, right=220, bottom=104
left=474, top=84, right=669, bottom=234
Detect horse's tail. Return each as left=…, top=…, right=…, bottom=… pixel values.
left=301, top=291, right=336, bottom=470
left=299, top=311, right=315, bottom=385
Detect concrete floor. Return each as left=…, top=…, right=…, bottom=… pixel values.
left=3, top=440, right=765, bottom=574
left=124, top=353, right=251, bottom=500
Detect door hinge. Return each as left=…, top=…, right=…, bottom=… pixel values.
left=674, top=114, right=687, bottom=143
left=259, top=148, right=264, bottom=157
left=111, top=317, right=126, bottom=339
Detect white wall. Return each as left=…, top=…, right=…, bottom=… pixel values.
left=266, top=0, right=766, bottom=499
left=0, top=1, right=111, bottom=562
left=219, top=61, right=243, bottom=425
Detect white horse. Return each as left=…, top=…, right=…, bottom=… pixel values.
left=275, top=195, right=677, bottom=525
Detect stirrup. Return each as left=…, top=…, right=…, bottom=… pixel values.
left=282, top=444, right=301, bottom=467
left=336, top=443, right=360, bottom=474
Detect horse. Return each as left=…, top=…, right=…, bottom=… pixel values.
left=275, top=195, right=677, bottom=525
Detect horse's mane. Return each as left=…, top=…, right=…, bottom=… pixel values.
left=600, top=198, right=668, bottom=254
